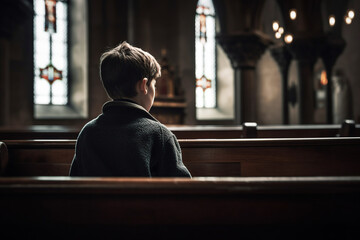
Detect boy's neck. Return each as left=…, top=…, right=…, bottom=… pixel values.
left=117, top=98, right=138, bottom=105
left=117, top=97, right=148, bottom=111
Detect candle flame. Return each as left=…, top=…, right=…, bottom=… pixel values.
left=320, top=70, right=328, bottom=86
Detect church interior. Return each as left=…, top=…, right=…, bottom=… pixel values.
left=1, top=0, right=360, bottom=239
left=1, top=0, right=359, bottom=128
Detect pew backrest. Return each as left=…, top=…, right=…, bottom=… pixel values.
left=181, top=137, right=360, bottom=176
left=1, top=122, right=360, bottom=140
left=172, top=123, right=360, bottom=138
left=4, top=139, right=75, bottom=176
left=0, top=176, right=359, bottom=239
left=3, top=137, right=360, bottom=177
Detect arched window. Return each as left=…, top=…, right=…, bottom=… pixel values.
left=33, top=0, right=88, bottom=119
left=195, top=0, right=216, bottom=108
left=34, top=0, right=68, bottom=105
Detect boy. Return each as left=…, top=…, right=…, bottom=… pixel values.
left=69, top=42, right=191, bottom=177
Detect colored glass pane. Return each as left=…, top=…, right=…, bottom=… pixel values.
left=34, top=0, right=68, bottom=105
left=195, top=0, right=216, bottom=108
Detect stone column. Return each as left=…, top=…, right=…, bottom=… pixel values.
left=0, top=38, right=10, bottom=126
left=270, top=45, right=292, bottom=124
left=287, top=38, right=319, bottom=124
left=0, top=1, right=33, bottom=126
left=217, top=32, right=272, bottom=124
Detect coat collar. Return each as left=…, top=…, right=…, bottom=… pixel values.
left=102, top=100, right=159, bottom=122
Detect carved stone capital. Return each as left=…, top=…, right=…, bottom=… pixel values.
left=217, top=31, right=273, bottom=69
left=269, top=45, right=292, bottom=75
left=320, top=33, right=346, bottom=70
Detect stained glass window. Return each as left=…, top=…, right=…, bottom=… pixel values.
left=195, top=0, right=216, bottom=108
left=34, top=0, right=68, bottom=105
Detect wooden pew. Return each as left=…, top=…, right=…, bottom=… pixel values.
left=0, top=176, right=359, bottom=239
left=3, top=139, right=75, bottom=176
left=181, top=137, right=360, bottom=177
left=3, top=137, right=360, bottom=177
left=0, top=142, right=8, bottom=175
left=0, top=125, right=80, bottom=139
left=1, top=121, right=359, bottom=140
left=339, top=119, right=357, bottom=137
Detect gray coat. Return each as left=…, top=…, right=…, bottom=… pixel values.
left=69, top=100, right=191, bottom=177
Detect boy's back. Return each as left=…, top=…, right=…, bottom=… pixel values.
left=70, top=100, right=191, bottom=177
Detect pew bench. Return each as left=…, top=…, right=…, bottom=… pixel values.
left=0, top=176, right=359, bottom=239
left=2, top=137, right=360, bottom=177
left=1, top=121, right=359, bottom=140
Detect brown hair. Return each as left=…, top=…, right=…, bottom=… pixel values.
left=100, top=41, right=161, bottom=99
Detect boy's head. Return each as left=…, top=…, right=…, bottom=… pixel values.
left=100, top=41, right=161, bottom=100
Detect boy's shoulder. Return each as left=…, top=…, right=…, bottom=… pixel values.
left=143, top=117, right=175, bottom=138
left=80, top=108, right=174, bottom=139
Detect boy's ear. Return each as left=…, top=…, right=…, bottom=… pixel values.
left=138, top=78, right=148, bottom=95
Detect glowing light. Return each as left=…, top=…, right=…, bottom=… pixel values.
left=272, top=21, right=279, bottom=31
left=348, top=10, right=355, bottom=19
left=284, top=34, right=293, bottom=44
left=329, top=15, right=336, bottom=26
left=320, top=70, right=328, bottom=86
left=278, top=27, right=284, bottom=34
left=290, top=9, right=297, bottom=20
left=275, top=32, right=282, bottom=39
left=345, top=16, right=352, bottom=24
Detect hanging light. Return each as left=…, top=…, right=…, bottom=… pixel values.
left=290, top=9, right=297, bottom=20
left=278, top=27, right=284, bottom=34
left=345, top=16, right=352, bottom=24
left=329, top=15, right=336, bottom=26
left=272, top=21, right=279, bottom=31
left=275, top=32, right=282, bottom=39
left=348, top=10, right=355, bottom=19
left=344, top=9, right=355, bottom=25
left=284, top=34, right=293, bottom=44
